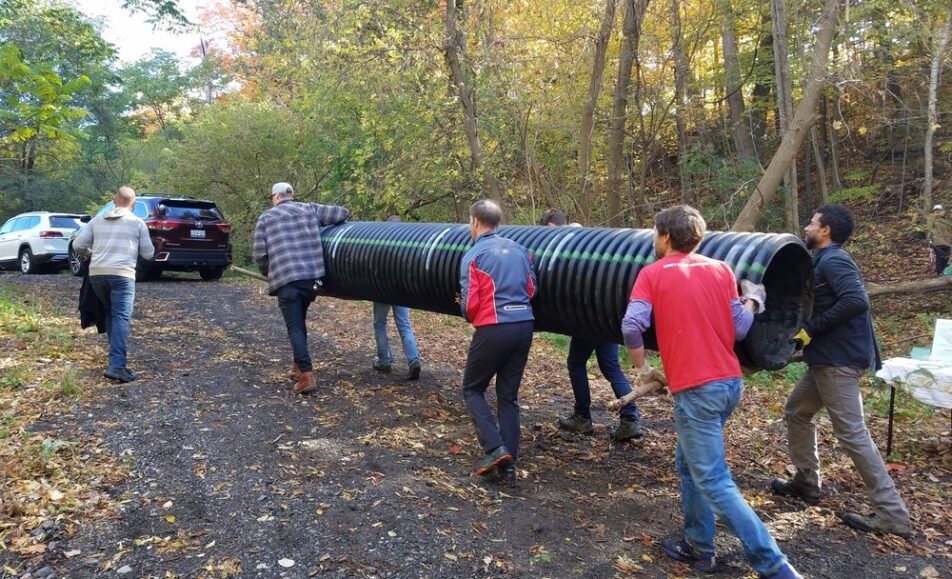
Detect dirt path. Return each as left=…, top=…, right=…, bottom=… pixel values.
left=1, top=273, right=949, bottom=578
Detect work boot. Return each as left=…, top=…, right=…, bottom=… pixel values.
left=104, top=368, right=139, bottom=383
left=407, top=361, right=421, bottom=380
left=373, top=362, right=392, bottom=373
left=495, top=464, right=517, bottom=486
left=611, top=417, right=644, bottom=442
left=838, top=511, right=911, bottom=539
left=293, top=371, right=318, bottom=395
left=760, top=563, right=803, bottom=579
left=290, top=362, right=302, bottom=380
left=659, top=537, right=718, bottom=573
left=472, top=446, right=512, bottom=477
left=770, top=477, right=820, bottom=505
left=557, top=413, right=594, bottom=434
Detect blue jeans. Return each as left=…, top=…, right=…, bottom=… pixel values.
left=567, top=337, right=639, bottom=420
left=89, top=275, right=136, bottom=372
left=277, top=280, right=318, bottom=372
left=372, top=303, right=420, bottom=366
left=674, top=378, right=787, bottom=576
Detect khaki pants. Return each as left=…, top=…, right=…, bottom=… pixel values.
left=785, top=365, right=909, bottom=524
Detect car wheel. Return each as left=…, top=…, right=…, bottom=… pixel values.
left=19, top=248, right=37, bottom=274
left=68, top=246, right=88, bottom=277
left=199, top=268, right=225, bottom=281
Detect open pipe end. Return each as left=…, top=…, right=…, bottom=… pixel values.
left=739, top=242, right=814, bottom=370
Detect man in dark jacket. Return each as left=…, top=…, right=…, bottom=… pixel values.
left=460, top=199, right=537, bottom=484
left=253, top=182, right=349, bottom=394
left=771, top=203, right=911, bottom=538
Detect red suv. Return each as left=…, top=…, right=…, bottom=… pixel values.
left=69, top=196, right=233, bottom=281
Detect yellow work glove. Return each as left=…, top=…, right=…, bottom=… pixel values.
left=792, top=329, right=811, bottom=350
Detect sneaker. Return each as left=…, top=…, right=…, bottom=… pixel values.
left=760, top=563, right=803, bottom=579
left=557, top=413, right=594, bottom=434
left=659, top=537, right=718, bottom=573
left=770, top=477, right=820, bottom=505
left=373, top=362, right=392, bottom=374
left=407, top=361, right=421, bottom=380
left=838, top=511, right=911, bottom=539
left=293, top=371, right=318, bottom=395
left=495, top=464, right=517, bottom=486
left=104, top=368, right=139, bottom=383
left=472, top=446, right=512, bottom=477
left=611, top=417, right=644, bottom=442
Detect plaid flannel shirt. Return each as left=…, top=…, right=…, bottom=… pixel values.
left=253, top=200, right=349, bottom=295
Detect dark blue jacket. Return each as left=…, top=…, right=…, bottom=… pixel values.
left=803, top=243, right=881, bottom=371
left=459, top=232, right=537, bottom=327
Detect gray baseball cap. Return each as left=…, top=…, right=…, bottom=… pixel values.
left=270, top=182, right=293, bottom=197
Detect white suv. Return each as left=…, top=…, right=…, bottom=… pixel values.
left=0, top=212, right=84, bottom=274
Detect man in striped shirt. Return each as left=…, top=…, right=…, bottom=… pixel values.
left=74, top=186, right=155, bottom=383
left=253, top=182, right=349, bottom=394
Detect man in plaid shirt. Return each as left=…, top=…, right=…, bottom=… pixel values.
left=254, top=182, right=349, bottom=394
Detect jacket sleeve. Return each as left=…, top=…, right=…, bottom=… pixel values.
left=459, top=252, right=481, bottom=322
left=73, top=219, right=94, bottom=254
left=805, top=253, right=870, bottom=337
left=526, top=252, right=537, bottom=299
left=311, top=203, right=349, bottom=226
left=621, top=299, right=652, bottom=348
left=138, top=221, right=155, bottom=260
left=253, top=216, right=269, bottom=276
left=731, top=298, right=754, bottom=340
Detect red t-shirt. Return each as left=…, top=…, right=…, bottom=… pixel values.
left=629, top=253, right=742, bottom=393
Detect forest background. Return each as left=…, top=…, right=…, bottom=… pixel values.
left=1, top=0, right=951, bottom=263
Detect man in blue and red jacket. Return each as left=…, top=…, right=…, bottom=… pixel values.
left=459, top=199, right=537, bottom=484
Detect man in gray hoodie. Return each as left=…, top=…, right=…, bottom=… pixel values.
left=74, top=186, right=155, bottom=382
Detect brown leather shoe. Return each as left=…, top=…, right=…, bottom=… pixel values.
left=290, top=363, right=302, bottom=380
left=293, top=371, right=318, bottom=394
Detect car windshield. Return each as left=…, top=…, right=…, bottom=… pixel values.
left=50, top=216, right=82, bottom=229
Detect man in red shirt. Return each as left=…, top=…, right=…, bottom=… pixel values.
left=621, top=205, right=800, bottom=579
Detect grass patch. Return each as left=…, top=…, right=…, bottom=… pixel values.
left=57, top=367, right=82, bottom=398
left=538, top=332, right=570, bottom=353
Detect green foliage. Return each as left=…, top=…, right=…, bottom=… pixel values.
left=0, top=366, right=25, bottom=391
left=121, top=49, right=190, bottom=130
left=831, top=186, right=879, bottom=203
left=57, top=367, right=82, bottom=398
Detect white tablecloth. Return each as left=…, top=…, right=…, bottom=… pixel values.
left=876, top=357, right=952, bottom=409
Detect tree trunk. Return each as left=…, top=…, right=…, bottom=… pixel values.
left=750, top=15, right=774, bottom=156
left=444, top=0, right=503, bottom=201
left=720, top=0, right=757, bottom=161
left=825, top=92, right=843, bottom=191
left=732, top=0, right=843, bottom=232
left=866, top=276, right=952, bottom=298
left=578, top=0, right=618, bottom=224
left=771, top=0, right=799, bottom=232
left=606, top=0, right=649, bottom=227
left=672, top=0, right=691, bottom=202
left=810, top=126, right=829, bottom=203
left=922, top=6, right=952, bottom=212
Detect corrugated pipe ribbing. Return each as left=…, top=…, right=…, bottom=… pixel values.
left=320, top=222, right=813, bottom=371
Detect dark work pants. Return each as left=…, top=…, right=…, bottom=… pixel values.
left=277, top=280, right=318, bottom=372
left=462, top=321, right=534, bottom=462
left=934, top=244, right=950, bottom=275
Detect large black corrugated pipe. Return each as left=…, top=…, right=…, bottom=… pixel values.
left=320, top=222, right=813, bottom=371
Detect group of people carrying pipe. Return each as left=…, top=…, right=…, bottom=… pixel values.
left=78, top=183, right=912, bottom=579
